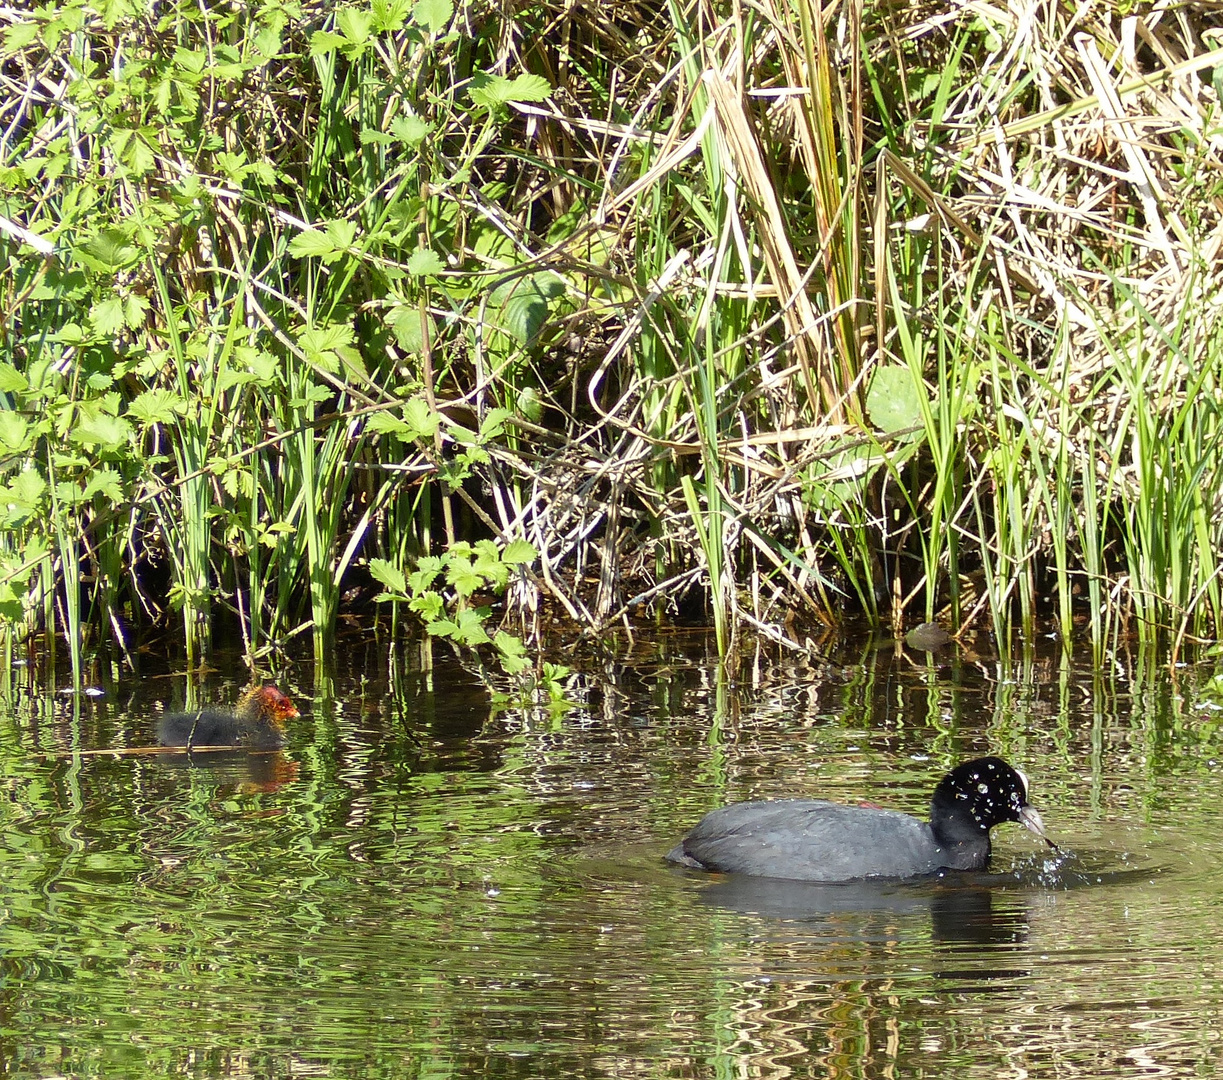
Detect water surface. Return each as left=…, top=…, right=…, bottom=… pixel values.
left=3, top=634, right=1222, bottom=1077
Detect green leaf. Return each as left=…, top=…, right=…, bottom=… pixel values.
left=502, top=539, right=537, bottom=564
left=325, top=218, right=358, bottom=252
left=390, top=115, right=431, bottom=147
left=76, top=228, right=140, bottom=272
left=412, top=0, right=452, bottom=33
left=469, top=72, right=552, bottom=110
left=299, top=322, right=363, bottom=376
left=71, top=412, right=132, bottom=452
left=409, top=558, right=444, bottom=594
left=83, top=468, right=124, bottom=503
left=407, top=248, right=444, bottom=277
left=3, top=21, right=41, bottom=53
left=409, top=591, right=444, bottom=621
left=371, top=0, right=412, bottom=31
left=447, top=559, right=484, bottom=597
left=90, top=297, right=126, bottom=336
left=494, top=630, right=531, bottom=675
left=402, top=396, right=439, bottom=439
left=0, top=412, right=30, bottom=454
left=288, top=224, right=351, bottom=264
left=10, top=468, right=46, bottom=508
left=0, top=364, right=28, bottom=394
left=449, top=608, right=492, bottom=646
left=867, top=365, right=925, bottom=433
left=336, top=7, right=374, bottom=46
left=479, top=407, right=512, bottom=440
left=309, top=30, right=348, bottom=57
left=124, top=294, right=149, bottom=329
left=489, top=273, right=565, bottom=345
left=126, top=389, right=184, bottom=425
left=390, top=305, right=426, bottom=352
left=0, top=580, right=26, bottom=622
left=368, top=557, right=407, bottom=595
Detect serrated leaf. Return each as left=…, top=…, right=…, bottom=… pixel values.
left=77, top=228, right=140, bottom=271
left=0, top=363, right=27, bottom=394
left=412, top=0, right=452, bottom=32
left=124, top=294, right=149, bottom=329
left=368, top=557, right=407, bottom=595
left=308, top=29, right=348, bottom=56
left=3, top=21, right=41, bottom=53
left=494, top=630, right=527, bottom=658
left=409, top=560, right=443, bottom=594
left=367, top=412, right=413, bottom=437
left=324, top=219, right=358, bottom=251
left=448, top=608, right=491, bottom=646
left=288, top=219, right=358, bottom=267
left=407, top=248, right=444, bottom=276
left=83, top=467, right=124, bottom=503
left=299, top=322, right=361, bottom=376
left=0, top=412, right=30, bottom=453
left=288, top=228, right=332, bottom=257
left=447, top=560, right=484, bottom=597
left=126, top=389, right=184, bottom=426
left=390, top=115, right=431, bottom=147
left=409, top=591, right=443, bottom=620
left=71, top=412, right=132, bottom=451
left=427, top=617, right=458, bottom=639
left=90, top=297, right=125, bottom=336
left=470, top=72, right=552, bottom=110
left=336, top=7, right=374, bottom=44
left=502, top=539, right=536, bottom=564
left=371, top=0, right=412, bottom=31
left=402, top=396, right=439, bottom=439
left=10, top=468, right=46, bottom=508
left=479, top=407, right=512, bottom=440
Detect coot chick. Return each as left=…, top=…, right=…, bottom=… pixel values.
left=666, top=757, right=1049, bottom=882
left=157, top=685, right=300, bottom=750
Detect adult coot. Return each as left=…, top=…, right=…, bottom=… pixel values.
left=157, top=685, right=300, bottom=750
left=666, top=757, right=1049, bottom=882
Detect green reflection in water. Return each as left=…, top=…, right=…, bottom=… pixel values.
left=0, top=638, right=1222, bottom=1077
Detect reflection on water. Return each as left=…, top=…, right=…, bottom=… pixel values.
left=1, top=635, right=1223, bottom=1077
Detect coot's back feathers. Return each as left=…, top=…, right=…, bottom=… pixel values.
left=667, top=756, right=1047, bottom=883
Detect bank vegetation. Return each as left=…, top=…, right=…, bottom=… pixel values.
left=2, top=0, right=1222, bottom=681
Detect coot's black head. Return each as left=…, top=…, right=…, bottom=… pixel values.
left=928, top=757, right=1047, bottom=869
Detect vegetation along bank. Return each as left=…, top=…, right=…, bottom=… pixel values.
left=2, top=0, right=1221, bottom=682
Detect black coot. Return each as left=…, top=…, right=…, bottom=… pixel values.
left=666, top=757, right=1049, bottom=882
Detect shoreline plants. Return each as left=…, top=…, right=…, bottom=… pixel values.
left=2, top=0, right=1223, bottom=679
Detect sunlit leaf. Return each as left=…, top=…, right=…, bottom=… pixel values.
left=390, top=115, right=431, bottom=147
left=126, top=389, right=184, bottom=426
left=0, top=363, right=28, bottom=394
left=0, top=412, right=30, bottom=453
left=412, top=0, right=452, bottom=33
left=407, top=248, right=444, bottom=277
left=502, top=539, right=537, bottom=564
left=469, top=72, right=552, bottom=110
left=867, top=365, right=925, bottom=433
left=368, top=557, right=407, bottom=596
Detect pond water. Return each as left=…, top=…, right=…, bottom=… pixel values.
left=3, top=631, right=1223, bottom=1078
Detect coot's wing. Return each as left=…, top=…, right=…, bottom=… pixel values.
left=669, top=799, right=945, bottom=882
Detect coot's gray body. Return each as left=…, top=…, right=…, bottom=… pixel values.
left=666, top=757, right=1048, bottom=882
